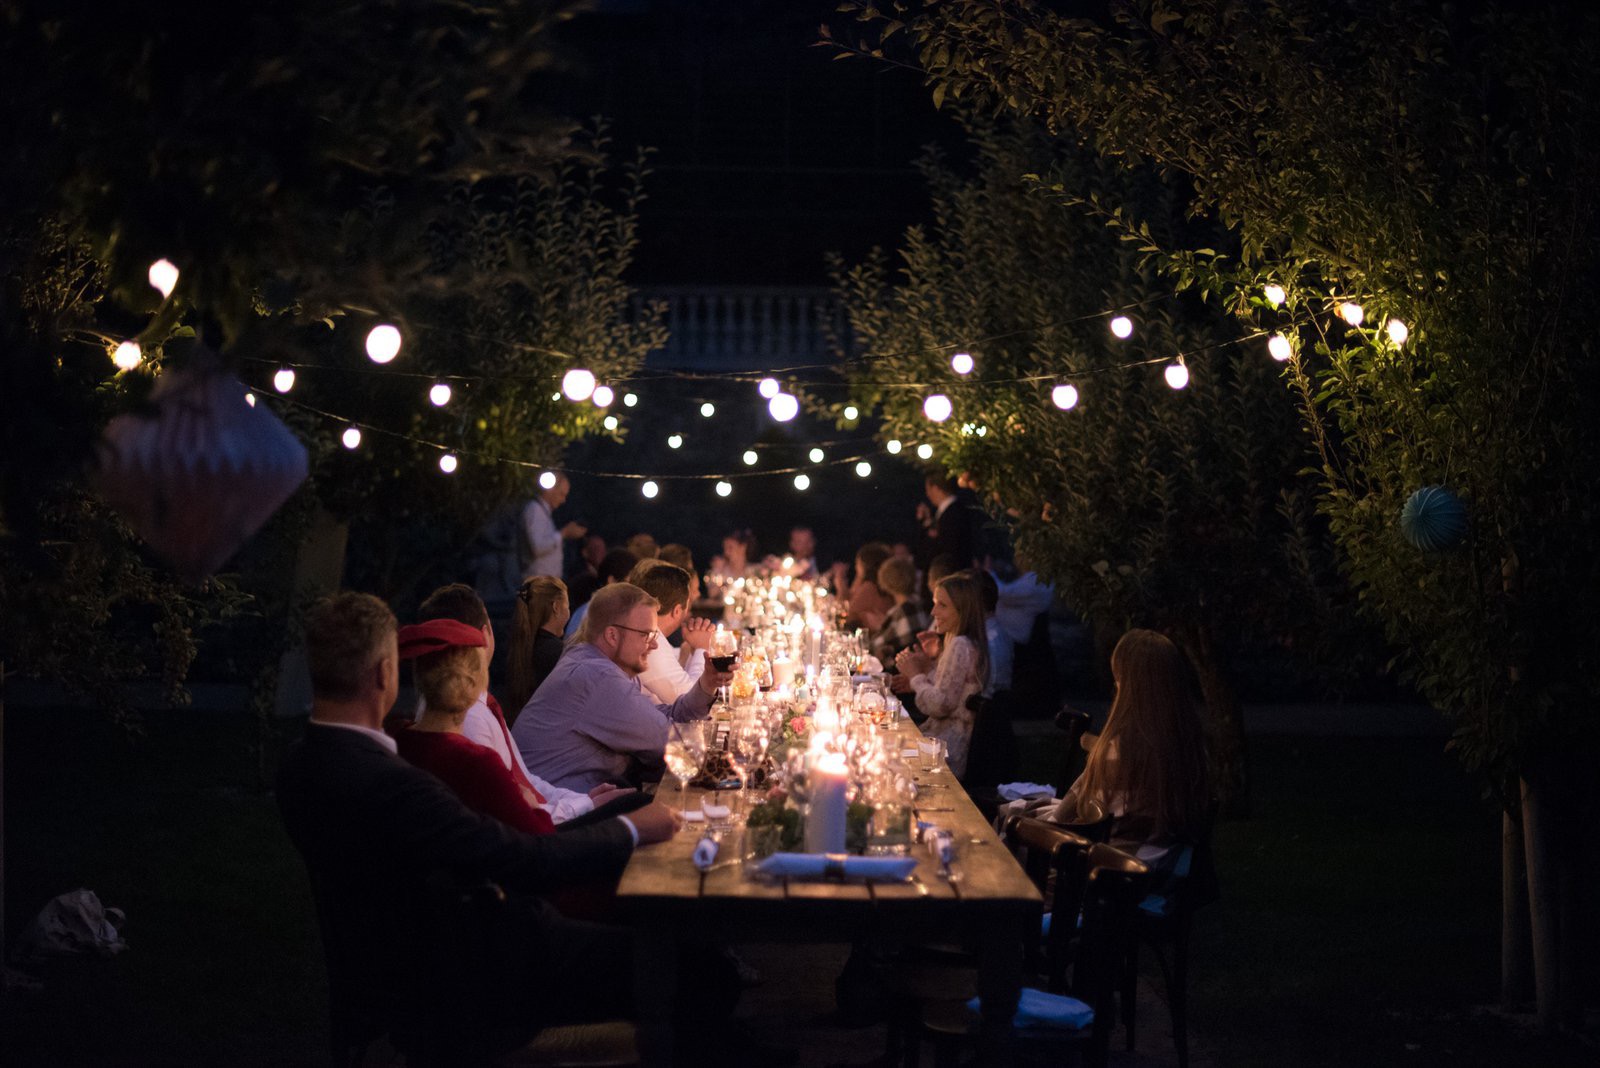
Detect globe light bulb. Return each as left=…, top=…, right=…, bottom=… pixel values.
left=1339, top=302, right=1365, bottom=327
left=843, top=405, right=859, bottom=421
left=922, top=393, right=953, bottom=422
left=112, top=340, right=142, bottom=371
left=1051, top=383, right=1079, bottom=410
left=1264, top=284, right=1286, bottom=307
left=366, top=324, right=402, bottom=364
left=552, top=392, right=562, bottom=401
left=886, top=439, right=902, bottom=454
left=244, top=392, right=257, bottom=407
left=147, top=259, right=179, bottom=299
left=793, top=474, right=811, bottom=491
left=538, top=471, right=558, bottom=490
left=592, top=385, right=615, bottom=407
left=769, top=393, right=799, bottom=422
left=950, top=352, right=974, bottom=375
left=916, top=443, right=934, bottom=460
left=1267, top=334, right=1293, bottom=361
left=1110, top=315, right=1134, bottom=339
left=715, top=480, right=732, bottom=497
left=809, top=447, right=824, bottom=463
left=561, top=368, right=596, bottom=402
left=1386, top=319, right=1409, bottom=345
left=439, top=453, right=458, bottom=474
left=429, top=383, right=452, bottom=406
left=1164, top=362, right=1190, bottom=390
left=855, top=461, right=872, bottom=477
left=700, top=402, right=715, bottom=418
left=623, top=392, right=639, bottom=407
left=273, top=368, right=296, bottom=393
left=668, top=434, right=684, bottom=449
left=342, top=426, right=362, bottom=449
left=603, top=415, right=619, bottom=430
left=642, top=480, right=659, bottom=499
left=743, top=449, right=758, bottom=466
left=758, top=377, right=780, bottom=399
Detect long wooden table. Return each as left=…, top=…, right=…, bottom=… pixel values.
left=616, top=724, right=1041, bottom=1064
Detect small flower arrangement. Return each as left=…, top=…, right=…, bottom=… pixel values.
left=745, top=787, right=803, bottom=850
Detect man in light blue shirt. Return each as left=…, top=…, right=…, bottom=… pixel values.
left=515, top=582, right=731, bottom=791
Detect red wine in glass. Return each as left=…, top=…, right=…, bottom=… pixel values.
left=710, top=654, right=737, bottom=672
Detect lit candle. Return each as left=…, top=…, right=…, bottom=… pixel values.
left=813, top=695, right=840, bottom=733
left=804, top=752, right=849, bottom=854
left=772, top=655, right=796, bottom=691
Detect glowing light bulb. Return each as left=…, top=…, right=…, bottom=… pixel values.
left=147, top=259, right=179, bottom=298
left=1164, top=362, right=1190, bottom=390
left=758, top=377, right=780, bottom=398
left=1386, top=319, right=1409, bottom=345
left=561, top=368, right=596, bottom=402
left=793, top=474, right=811, bottom=491
left=366, top=324, right=402, bottom=364
left=886, top=439, right=902, bottom=454
left=538, top=471, right=558, bottom=490
left=244, top=392, right=257, bottom=407
left=843, top=405, right=859, bottom=420
left=1051, top=383, right=1079, bottom=410
left=743, top=449, right=758, bottom=466
left=603, top=415, right=619, bottom=430
left=1267, top=334, right=1293, bottom=361
left=592, top=385, right=615, bottom=407
left=1339, top=302, right=1365, bottom=327
left=855, top=461, right=872, bottom=477
left=950, top=351, right=974, bottom=375
left=668, top=434, right=684, bottom=449
left=273, top=368, right=296, bottom=393
left=112, top=341, right=142, bottom=370
left=923, top=393, right=953, bottom=422
left=715, top=480, right=732, bottom=497
left=642, top=480, right=659, bottom=499
left=552, top=392, right=562, bottom=401
left=1110, top=315, right=1134, bottom=339
left=342, top=427, right=362, bottom=449
left=769, top=393, right=799, bottom=422
left=700, top=402, right=715, bottom=418
left=1264, top=284, right=1286, bottom=307
left=916, top=443, right=934, bottom=460
left=809, top=447, right=824, bottom=463
left=429, top=383, right=452, bottom=406
left=439, top=453, right=458, bottom=474
left=623, top=392, right=639, bottom=407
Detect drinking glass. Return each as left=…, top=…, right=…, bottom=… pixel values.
left=709, top=627, right=738, bottom=706
left=663, top=721, right=706, bottom=819
left=727, top=719, right=769, bottom=819
left=918, top=737, right=946, bottom=773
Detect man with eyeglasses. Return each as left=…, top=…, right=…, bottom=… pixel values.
left=512, top=582, right=732, bottom=791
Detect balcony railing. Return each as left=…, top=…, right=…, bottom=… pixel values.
left=631, top=286, right=850, bottom=371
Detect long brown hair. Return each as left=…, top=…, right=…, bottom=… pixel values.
left=505, top=576, right=567, bottom=714
left=1076, top=629, right=1209, bottom=839
left=933, top=572, right=988, bottom=688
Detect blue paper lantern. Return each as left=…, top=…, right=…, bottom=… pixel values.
left=1400, top=485, right=1467, bottom=551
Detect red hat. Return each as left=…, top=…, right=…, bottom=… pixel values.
left=397, top=618, right=486, bottom=660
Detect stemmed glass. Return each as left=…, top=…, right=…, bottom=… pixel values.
left=663, top=720, right=706, bottom=820
left=709, top=627, right=739, bottom=706
left=727, top=718, right=770, bottom=820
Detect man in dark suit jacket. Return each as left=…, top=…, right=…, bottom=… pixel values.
left=916, top=472, right=978, bottom=577
left=277, top=592, right=679, bottom=1064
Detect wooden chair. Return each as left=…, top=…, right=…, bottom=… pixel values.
left=962, top=690, right=1020, bottom=819
left=1053, top=705, right=1093, bottom=789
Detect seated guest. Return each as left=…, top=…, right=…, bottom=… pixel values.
left=970, top=569, right=1014, bottom=697
left=891, top=572, right=988, bottom=778
left=708, top=529, right=756, bottom=580
left=276, top=592, right=678, bottom=1062
left=419, top=583, right=629, bottom=823
left=926, top=552, right=957, bottom=596
left=564, top=532, right=609, bottom=611
left=505, top=576, right=570, bottom=719
left=627, top=560, right=714, bottom=704
left=564, top=547, right=637, bottom=640
left=784, top=525, right=818, bottom=580
left=514, top=583, right=733, bottom=791
left=866, top=555, right=930, bottom=664
left=624, top=532, right=659, bottom=561
left=657, top=543, right=701, bottom=603
left=841, top=541, right=893, bottom=628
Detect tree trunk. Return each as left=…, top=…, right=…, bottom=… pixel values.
left=1501, top=805, right=1533, bottom=1009
left=1521, top=773, right=1561, bottom=1033
left=1176, top=626, right=1250, bottom=819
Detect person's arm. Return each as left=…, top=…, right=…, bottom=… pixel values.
left=574, top=671, right=677, bottom=754
left=663, top=675, right=716, bottom=724
left=525, top=770, right=595, bottom=822
left=456, top=747, right=558, bottom=835
left=910, top=637, right=978, bottom=723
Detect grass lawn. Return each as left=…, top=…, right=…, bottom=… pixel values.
left=3, top=705, right=1594, bottom=1066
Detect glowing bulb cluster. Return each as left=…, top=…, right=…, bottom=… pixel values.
left=1051, top=383, right=1079, bottom=410
left=923, top=394, right=953, bottom=422
left=768, top=393, right=799, bottom=422
left=366, top=324, right=402, bottom=364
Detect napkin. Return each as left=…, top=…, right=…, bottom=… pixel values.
left=997, top=782, right=1057, bottom=801
left=754, top=853, right=918, bottom=882
left=859, top=656, right=884, bottom=673
left=700, top=801, right=732, bottom=821
left=966, top=987, right=1094, bottom=1030
left=691, top=837, right=719, bottom=871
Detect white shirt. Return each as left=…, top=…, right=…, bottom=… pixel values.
left=994, top=570, right=1055, bottom=644
left=459, top=696, right=596, bottom=822
left=984, top=615, right=1015, bottom=696
left=520, top=496, right=563, bottom=578
left=637, top=629, right=706, bottom=704
left=312, top=719, right=397, bottom=754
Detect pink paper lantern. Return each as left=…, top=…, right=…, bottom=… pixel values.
left=95, top=357, right=308, bottom=582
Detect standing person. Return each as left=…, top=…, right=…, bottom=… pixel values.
left=504, top=576, right=570, bottom=719
left=564, top=548, right=637, bottom=640
left=891, top=572, right=988, bottom=778
left=522, top=472, right=586, bottom=579
left=628, top=560, right=714, bottom=704
left=915, top=473, right=977, bottom=575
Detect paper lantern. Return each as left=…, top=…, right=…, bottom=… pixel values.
left=95, top=355, right=308, bottom=582
left=1400, top=485, right=1467, bottom=551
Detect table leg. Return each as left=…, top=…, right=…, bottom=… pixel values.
left=973, top=913, right=1025, bottom=1064
left=634, top=930, right=678, bottom=1067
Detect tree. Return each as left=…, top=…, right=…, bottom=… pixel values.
left=831, top=0, right=1600, bottom=1029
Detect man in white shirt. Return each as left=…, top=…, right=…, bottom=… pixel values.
left=626, top=559, right=714, bottom=703
left=521, top=472, right=586, bottom=579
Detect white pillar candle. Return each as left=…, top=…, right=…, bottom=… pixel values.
left=805, top=752, right=849, bottom=854
left=771, top=655, right=796, bottom=691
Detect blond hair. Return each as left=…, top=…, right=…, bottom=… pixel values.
left=414, top=645, right=483, bottom=716
left=579, top=582, right=659, bottom=644
left=877, top=555, right=917, bottom=598
left=305, top=592, right=396, bottom=700
left=506, top=576, right=567, bottom=713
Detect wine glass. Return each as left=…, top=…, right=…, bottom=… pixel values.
left=709, top=627, right=738, bottom=706
left=727, top=719, right=770, bottom=820
left=663, top=721, right=706, bottom=819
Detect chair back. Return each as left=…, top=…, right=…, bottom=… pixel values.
left=1053, top=705, right=1093, bottom=788
left=963, top=689, right=1020, bottom=792
left=1071, top=845, right=1150, bottom=1061
left=1052, top=796, right=1113, bottom=844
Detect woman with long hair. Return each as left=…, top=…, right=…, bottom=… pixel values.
left=504, top=576, right=568, bottom=720
left=892, top=572, right=988, bottom=777
left=1053, top=629, right=1210, bottom=874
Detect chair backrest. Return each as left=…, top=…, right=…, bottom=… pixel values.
left=963, top=689, right=1020, bottom=791
left=1072, top=845, right=1150, bottom=1059
left=1052, top=796, right=1113, bottom=844
left=1053, top=706, right=1092, bottom=789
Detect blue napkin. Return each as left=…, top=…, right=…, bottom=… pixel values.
left=967, top=987, right=1094, bottom=1030
left=754, top=853, right=917, bottom=881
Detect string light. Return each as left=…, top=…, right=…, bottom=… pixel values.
left=700, top=402, right=716, bottom=417
left=794, top=474, right=811, bottom=491
left=561, top=369, right=596, bottom=402
left=886, top=439, right=902, bottom=454
left=1339, top=302, right=1365, bottom=327
left=538, top=471, right=558, bottom=490
left=1386, top=319, right=1409, bottom=345
left=244, top=392, right=257, bottom=407
left=342, top=426, right=362, bottom=449
left=273, top=368, right=296, bottom=393
left=809, top=447, right=825, bottom=463
left=551, top=392, right=561, bottom=401
left=366, top=324, right=402, bottom=364
left=642, top=480, right=659, bottom=499
left=923, top=394, right=953, bottom=422
left=603, top=415, right=619, bottom=430
left=438, top=453, right=458, bottom=473
left=769, top=393, right=799, bottom=422
left=758, top=377, right=780, bottom=399
left=1264, top=284, right=1286, bottom=307
left=855, top=461, right=872, bottom=477
left=916, top=444, right=934, bottom=460
left=147, top=259, right=179, bottom=299
left=668, top=434, right=684, bottom=449
left=1051, top=383, right=1079, bottom=410
left=715, top=480, right=732, bottom=497
left=1110, top=316, right=1134, bottom=339
left=843, top=405, right=859, bottom=420
left=743, top=449, right=759, bottom=465
left=623, top=392, right=639, bottom=407
left=592, top=385, right=615, bottom=407
left=950, top=352, right=974, bottom=375
left=1267, top=334, right=1293, bottom=361
left=429, top=383, right=452, bottom=406
left=112, top=341, right=142, bottom=371
left=1164, top=360, right=1190, bottom=390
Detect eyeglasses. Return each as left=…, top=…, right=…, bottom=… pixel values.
left=610, top=623, right=656, bottom=639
